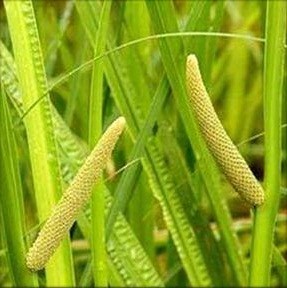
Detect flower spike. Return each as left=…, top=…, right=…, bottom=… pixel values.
left=26, top=117, right=126, bottom=271
left=186, top=54, right=264, bottom=206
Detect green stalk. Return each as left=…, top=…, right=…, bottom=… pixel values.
left=88, top=1, right=112, bottom=286
left=0, top=87, right=38, bottom=287
left=4, top=1, right=74, bottom=286
left=249, top=1, right=286, bottom=286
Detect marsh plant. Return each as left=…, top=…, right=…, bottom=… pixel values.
left=0, top=1, right=286, bottom=287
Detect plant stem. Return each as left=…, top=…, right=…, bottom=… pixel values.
left=4, top=1, right=75, bottom=285
left=249, top=1, right=286, bottom=286
left=88, top=1, right=111, bottom=286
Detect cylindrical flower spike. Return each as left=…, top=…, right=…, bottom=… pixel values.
left=26, top=117, right=126, bottom=271
left=186, top=54, right=264, bottom=206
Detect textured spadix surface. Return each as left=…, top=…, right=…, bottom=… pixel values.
left=26, top=117, right=126, bottom=271
left=186, top=54, right=264, bottom=206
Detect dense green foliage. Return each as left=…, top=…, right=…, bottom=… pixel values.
left=0, top=1, right=286, bottom=287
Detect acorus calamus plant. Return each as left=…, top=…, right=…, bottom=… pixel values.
left=1, top=1, right=286, bottom=287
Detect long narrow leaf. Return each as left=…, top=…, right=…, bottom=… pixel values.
left=88, top=2, right=112, bottom=285
left=3, top=1, right=75, bottom=285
